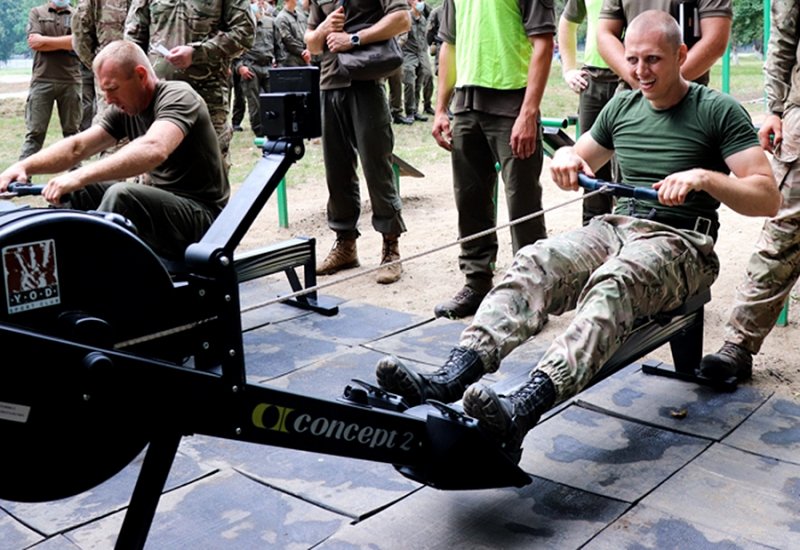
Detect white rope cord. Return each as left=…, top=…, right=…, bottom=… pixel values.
left=240, top=187, right=611, bottom=313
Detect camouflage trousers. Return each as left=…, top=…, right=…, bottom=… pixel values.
left=459, top=215, right=719, bottom=401
left=725, top=106, right=800, bottom=353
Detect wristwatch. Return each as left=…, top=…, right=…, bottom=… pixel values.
left=350, top=33, right=361, bottom=47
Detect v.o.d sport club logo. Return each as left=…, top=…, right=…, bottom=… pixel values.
left=3, top=239, right=60, bottom=314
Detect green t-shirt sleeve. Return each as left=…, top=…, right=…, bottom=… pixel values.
left=562, top=0, right=586, bottom=24
left=711, top=94, right=759, bottom=161
left=153, top=85, right=199, bottom=138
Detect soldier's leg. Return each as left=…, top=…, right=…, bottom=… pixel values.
left=242, top=74, right=262, bottom=136
left=402, top=56, right=419, bottom=117
left=350, top=82, right=405, bottom=237
left=321, top=88, right=361, bottom=237
left=19, top=81, right=56, bottom=160
left=484, top=113, right=547, bottom=253
left=724, top=162, right=800, bottom=353
left=55, top=81, right=82, bottom=139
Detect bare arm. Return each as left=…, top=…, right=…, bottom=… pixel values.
left=304, top=6, right=344, bottom=55
left=510, top=33, right=553, bottom=159
left=549, top=133, right=615, bottom=191
left=558, top=16, right=587, bottom=93
left=0, top=126, right=115, bottom=191
left=597, top=18, right=633, bottom=86
left=431, top=41, right=456, bottom=150
left=654, top=146, right=780, bottom=217
left=680, top=16, right=731, bottom=82
left=28, top=34, right=73, bottom=52
left=40, top=121, right=186, bottom=204
left=327, top=9, right=410, bottom=53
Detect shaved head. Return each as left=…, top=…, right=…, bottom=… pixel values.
left=626, top=10, right=683, bottom=52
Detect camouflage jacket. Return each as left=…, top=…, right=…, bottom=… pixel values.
left=125, top=0, right=255, bottom=79
left=766, top=0, right=800, bottom=116
left=72, top=0, right=131, bottom=67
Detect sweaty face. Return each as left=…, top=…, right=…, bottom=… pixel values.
left=624, top=28, right=686, bottom=109
left=98, top=63, right=147, bottom=116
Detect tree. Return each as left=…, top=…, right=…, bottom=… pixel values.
left=732, top=0, right=764, bottom=51
left=0, top=0, right=41, bottom=63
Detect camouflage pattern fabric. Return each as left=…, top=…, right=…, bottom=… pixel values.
left=73, top=0, right=130, bottom=124
left=725, top=106, right=800, bottom=354
left=459, top=215, right=718, bottom=400
left=722, top=1, right=800, bottom=354
left=73, top=0, right=130, bottom=67
left=125, top=0, right=255, bottom=167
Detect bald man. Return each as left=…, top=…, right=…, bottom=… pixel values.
left=0, top=40, right=229, bottom=261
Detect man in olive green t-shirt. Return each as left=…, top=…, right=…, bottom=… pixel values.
left=0, top=41, right=229, bottom=261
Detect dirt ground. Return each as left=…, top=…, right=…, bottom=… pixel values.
left=238, top=142, right=800, bottom=401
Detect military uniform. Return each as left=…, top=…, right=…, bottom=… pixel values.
left=460, top=83, right=757, bottom=400
left=438, top=0, right=553, bottom=298
left=20, top=3, right=82, bottom=161
left=125, top=0, right=255, bottom=169
left=400, top=9, right=431, bottom=118
left=233, top=12, right=277, bottom=135
left=426, top=4, right=441, bottom=75
left=722, top=0, right=800, bottom=355
left=307, top=0, right=408, bottom=241
left=72, top=0, right=131, bottom=125
left=275, top=6, right=307, bottom=66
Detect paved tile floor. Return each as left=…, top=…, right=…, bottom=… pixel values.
left=2, top=278, right=798, bottom=549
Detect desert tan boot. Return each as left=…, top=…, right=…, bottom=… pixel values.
left=316, top=238, right=360, bottom=275
left=376, top=234, right=402, bottom=284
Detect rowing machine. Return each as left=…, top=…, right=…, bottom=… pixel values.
left=0, top=68, right=530, bottom=550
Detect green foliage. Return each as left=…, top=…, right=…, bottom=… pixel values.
left=732, top=0, right=764, bottom=49
left=0, top=0, right=43, bottom=62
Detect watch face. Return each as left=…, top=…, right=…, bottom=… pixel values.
left=351, top=34, right=359, bottom=45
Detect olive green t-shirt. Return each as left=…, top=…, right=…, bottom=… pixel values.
left=591, top=83, right=758, bottom=225
left=100, top=80, right=229, bottom=210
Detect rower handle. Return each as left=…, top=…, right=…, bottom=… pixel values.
left=577, top=173, right=658, bottom=201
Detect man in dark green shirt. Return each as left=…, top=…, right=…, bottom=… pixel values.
left=377, top=10, right=780, bottom=461
left=0, top=40, right=228, bottom=261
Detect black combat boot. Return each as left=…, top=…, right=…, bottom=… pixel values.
left=697, top=342, right=753, bottom=383
left=375, top=347, right=485, bottom=406
left=462, top=371, right=556, bottom=458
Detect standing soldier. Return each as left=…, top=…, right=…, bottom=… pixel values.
left=275, top=0, right=311, bottom=67
left=400, top=0, right=430, bottom=122
left=234, top=0, right=276, bottom=136
left=125, top=0, right=255, bottom=170
left=20, top=0, right=82, bottom=161
left=72, top=0, right=131, bottom=125
left=699, top=0, right=800, bottom=383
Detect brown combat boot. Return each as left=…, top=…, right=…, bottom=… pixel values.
left=376, top=234, right=402, bottom=284
left=316, top=237, right=359, bottom=275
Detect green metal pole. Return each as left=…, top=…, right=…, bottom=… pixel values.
left=722, top=40, right=731, bottom=94
left=764, top=0, right=771, bottom=109
left=277, top=177, right=289, bottom=228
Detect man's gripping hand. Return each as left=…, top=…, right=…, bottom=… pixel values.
left=42, top=172, right=82, bottom=205
left=759, top=114, right=782, bottom=154
left=549, top=147, right=594, bottom=192
left=652, top=169, right=707, bottom=207
left=0, top=164, right=29, bottom=193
